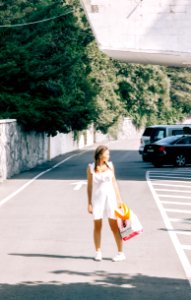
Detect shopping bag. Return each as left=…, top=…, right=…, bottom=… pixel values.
left=115, top=203, right=143, bottom=241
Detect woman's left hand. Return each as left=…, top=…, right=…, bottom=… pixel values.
left=117, top=201, right=123, bottom=208
left=88, top=203, right=93, bottom=214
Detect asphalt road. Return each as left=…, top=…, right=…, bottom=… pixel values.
left=0, top=138, right=191, bottom=300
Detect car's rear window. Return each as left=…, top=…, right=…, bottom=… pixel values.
left=143, top=128, right=153, bottom=136
left=172, top=129, right=184, bottom=135
left=155, top=135, right=182, bottom=145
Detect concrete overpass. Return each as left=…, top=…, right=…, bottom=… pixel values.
left=80, top=0, right=191, bottom=67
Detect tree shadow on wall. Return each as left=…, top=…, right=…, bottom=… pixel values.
left=0, top=271, right=190, bottom=300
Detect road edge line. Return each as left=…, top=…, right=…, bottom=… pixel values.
left=146, top=171, right=191, bottom=288
left=0, top=151, right=85, bottom=208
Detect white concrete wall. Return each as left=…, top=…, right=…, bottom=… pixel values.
left=48, top=125, right=95, bottom=159
left=49, top=132, right=79, bottom=159
left=81, top=0, right=191, bottom=66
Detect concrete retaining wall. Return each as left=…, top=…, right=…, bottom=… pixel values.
left=48, top=126, right=95, bottom=159
left=0, top=120, right=48, bottom=180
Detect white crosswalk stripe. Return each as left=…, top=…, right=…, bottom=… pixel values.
left=146, top=169, right=191, bottom=287
left=161, top=201, right=191, bottom=206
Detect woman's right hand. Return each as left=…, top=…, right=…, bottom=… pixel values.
left=88, top=203, right=93, bottom=214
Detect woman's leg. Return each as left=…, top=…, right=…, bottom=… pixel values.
left=108, top=218, right=122, bottom=252
left=94, top=219, right=102, bottom=251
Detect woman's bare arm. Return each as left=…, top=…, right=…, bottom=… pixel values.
left=87, top=166, right=93, bottom=213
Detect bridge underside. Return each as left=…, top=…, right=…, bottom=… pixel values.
left=81, top=0, right=191, bottom=67
left=102, top=48, right=191, bottom=67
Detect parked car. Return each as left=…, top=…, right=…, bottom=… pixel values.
left=139, top=124, right=191, bottom=161
left=143, top=134, right=191, bottom=167
left=139, top=126, right=154, bottom=155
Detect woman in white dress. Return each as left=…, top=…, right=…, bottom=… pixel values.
left=87, top=145, right=126, bottom=262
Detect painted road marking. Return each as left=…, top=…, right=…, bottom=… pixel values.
left=159, top=195, right=191, bottom=199
left=151, top=179, right=191, bottom=184
left=161, top=201, right=191, bottom=206
left=0, top=151, right=86, bottom=208
left=152, top=183, right=191, bottom=188
left=165, top=208, right=191, bottom=214
left=182, top=245, right=191, bottom=250
left=175, top=231, right=191, bottom=236
left=149, top=171, right=191, bottom=175
left=149, top=175, right=191, bottom=180
left=161, top=201, right=191, bottom=205
left=169, top=218, right=191, bottom=224
left=70, top=181, right=87, bottom=190
left=146, top=170, right=191, bottom=287
left=156, top=188, right=191, bottom=193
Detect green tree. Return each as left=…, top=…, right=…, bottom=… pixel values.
left=167, top=67, right=191, bottom=115
left=115, top=62, right=185, bottom=128
left=0, top=0, right=97, bottom=135
left=86, top=41, right=125, bottom=133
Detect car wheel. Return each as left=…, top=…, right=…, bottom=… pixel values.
left=175, top=154, right=186, bottom=167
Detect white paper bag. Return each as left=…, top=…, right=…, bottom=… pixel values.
left=117, top=210, right=143, bottom=241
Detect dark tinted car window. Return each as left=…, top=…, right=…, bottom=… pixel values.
left=155, top=135, right=182, bottom=145
left=172, top=129, right=184, bottom=135
left=143, top=127, right=153, bottom=136
left=151, top=128, right=165, bottom=142
left=176, top=136, right=191, bottom=145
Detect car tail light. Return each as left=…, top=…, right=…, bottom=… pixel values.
left=158, top=146, right=166, bottom=152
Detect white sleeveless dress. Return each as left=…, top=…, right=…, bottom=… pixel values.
left=89, top=162, right=118, bottom=220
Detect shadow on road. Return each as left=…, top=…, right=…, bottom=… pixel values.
left=9, top=253, right=111, bottom=261
left=0, top=272, right=190, bottom=300
left=9, top=149, right=153, bottom=182
left=10, top=148, right=191, bottom=182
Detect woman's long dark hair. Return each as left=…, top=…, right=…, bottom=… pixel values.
left=94, top=145, right=110, bottom=172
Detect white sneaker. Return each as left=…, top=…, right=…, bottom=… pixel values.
left=112, top=252, right=126, bottom=262
left=94, top=251, right=102, bottom=261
